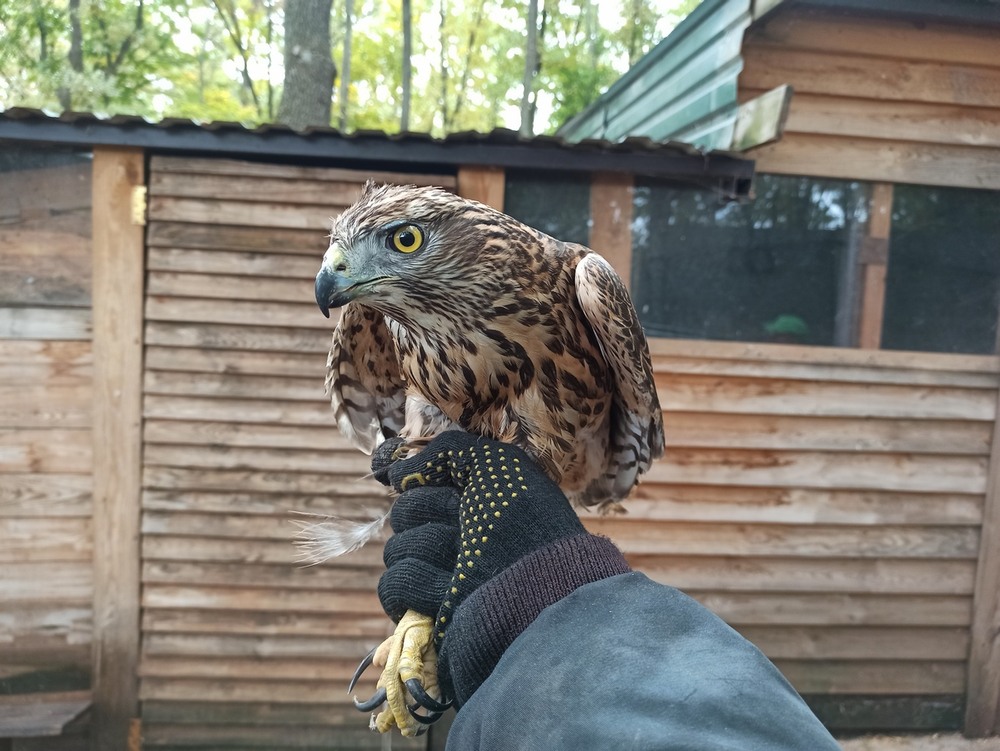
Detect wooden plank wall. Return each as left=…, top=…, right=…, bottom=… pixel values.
left=140, top=156, right=455, bottom=750
left=585, top=339, right=996, bottom=728
left=740, top=7, right=1000, bottom=189
left=0, top=158, right=94, bottom=677
left=737, top=8, right=1000, bottom=731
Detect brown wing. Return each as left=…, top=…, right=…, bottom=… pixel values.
left=325, top=303, right=407, bottom=454
left=574, top=253, right=665, bottom=501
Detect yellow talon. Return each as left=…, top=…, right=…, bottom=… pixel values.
left=369, top=609, right=441, bottom=737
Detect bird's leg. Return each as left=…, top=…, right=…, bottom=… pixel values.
left=349, top=608, right=450, bottom=736
left=379, top=435, right=434, bottom=464
left=400, top=435, right=435, bottom=454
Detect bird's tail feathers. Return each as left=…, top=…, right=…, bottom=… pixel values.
left=292, top=507, right=391, bottom=564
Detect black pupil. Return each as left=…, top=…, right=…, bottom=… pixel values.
left=398, top=230, right=415, bottom=248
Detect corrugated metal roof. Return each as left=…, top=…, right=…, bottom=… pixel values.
left=557, top=0, right=753, bottom=150
left=0, top=107, right=754, bottom=193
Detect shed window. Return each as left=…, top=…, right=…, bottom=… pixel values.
left=630, top=175, right=870, bottom=346
left=504, top=171, right=591, bottom=246
left=0, top=145, right=93, bottom=310
left=881, top=185, right=1000, bottom=355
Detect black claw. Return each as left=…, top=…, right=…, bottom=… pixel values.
left=353, top=686, right=387, bottom=712
left=405, top=678, right=453, bottom=712
left=407, top=702, right=444, bottom=725
left=348, top=647, right=377, bottom=694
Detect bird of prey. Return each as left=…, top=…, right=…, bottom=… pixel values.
left=311, top=182, right=664, bottom=735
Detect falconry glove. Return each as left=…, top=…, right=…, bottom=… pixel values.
left=374, top=432, right=631, bottom=706
left=375, top=484, right=460, bottom=622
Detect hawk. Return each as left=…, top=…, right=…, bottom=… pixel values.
left=311, top=182, right=664, bottom=734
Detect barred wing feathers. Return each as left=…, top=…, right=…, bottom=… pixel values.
left=325, top=303, right=406, bottom=455
left=574, top=253, right=665, bottom=503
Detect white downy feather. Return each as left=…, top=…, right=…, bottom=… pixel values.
left=292, top=508, right=391, bottom=564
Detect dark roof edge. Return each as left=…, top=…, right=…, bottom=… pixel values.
left=0, top=109, right=753, bottom=186
left=792, top=0, right=1000, bottom=26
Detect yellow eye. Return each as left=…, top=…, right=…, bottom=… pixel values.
left=390, top=225, right=423, bottom=253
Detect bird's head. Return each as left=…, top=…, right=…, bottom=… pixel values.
left=315, top=182, right=496, bottom=322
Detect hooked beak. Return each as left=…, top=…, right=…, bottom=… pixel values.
left=315, top=244, right=366, bottom=318
left=315, top=266, right=365, bottom=318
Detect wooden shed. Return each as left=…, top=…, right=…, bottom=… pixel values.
left=560, top=0, right=1000, bottom=738
left=0, top=111, right=759, bottom=750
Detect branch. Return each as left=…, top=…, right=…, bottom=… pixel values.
left=212, top=0, right=262, bottom=117
left=109, top=0, right=144, bottom=75
left=447, top=0, right=485, bottom=127
left=527, top=3, right=547, bottom=131
left=35, top=8, right=48, bottom=62
left=518, top=0, right=539, bottom=137
left=339, top=0, right=353, bottom=130
left=265, top=0, right=274, bottom=120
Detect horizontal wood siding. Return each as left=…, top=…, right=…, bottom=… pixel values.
left=140, top=157, right=454, bottom=749
left=582, top=339, right=995, bottom=707
left=138, top=154, right=992, bottom=737
left=741, top=8, right=1000, bottom=189
left=0, top=157, right=94, bottom=676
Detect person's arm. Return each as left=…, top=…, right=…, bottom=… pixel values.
left=375, top=432, right=840, bottom=750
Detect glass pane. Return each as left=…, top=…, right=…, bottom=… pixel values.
left=504, top=171, right=591, bottom=245
left=631, top=175, right=870, bottom=345
left=882, top=185, right=1000, bottom=355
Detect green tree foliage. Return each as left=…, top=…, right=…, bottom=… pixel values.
left=0, top=0, right=188, bottom=113
left=0, top=0, right=693, bottom=135
left=166, top=2, right=266, bottom=122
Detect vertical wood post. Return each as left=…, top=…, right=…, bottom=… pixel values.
left=966, top=385, right=1000, bottom=736
left=858, top=182, right=892, bottom=349
left=589, top=172, right=634, bottom=288
left=91, top=147, right=145, bottom=750
left=457, top=165, right=505, bottom=211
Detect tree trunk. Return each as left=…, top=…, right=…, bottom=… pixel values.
left=519, top=0, right=539, bottom=138
left=401, top=0, right=412, bottom=131
left=265, top=0, right=275, bottom=120
left=628, top=0, right=643, bottom=67
left=279, top=0, right=336, bottom=130
left=528, top=5, right=547, bottom=132
left=338, top=0, right=353, bottom=130
left=438, top=0, right=448, bottom=131
left=58, top=0, right=84, bottom=110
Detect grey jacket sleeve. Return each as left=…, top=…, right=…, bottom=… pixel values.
left=447, top=572, right=841, bottom=751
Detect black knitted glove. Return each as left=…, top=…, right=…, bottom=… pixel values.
left=371, top=437, right=460, bottom=622
left=376, top=483, right=460, bottom=621
left=372, top=432, right=630, bottom=706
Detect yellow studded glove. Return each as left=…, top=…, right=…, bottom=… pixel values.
left=375, top=432, right=630, bottom=705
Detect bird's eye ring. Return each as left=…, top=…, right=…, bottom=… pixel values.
left=388, top=225, right=423, bottom=254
